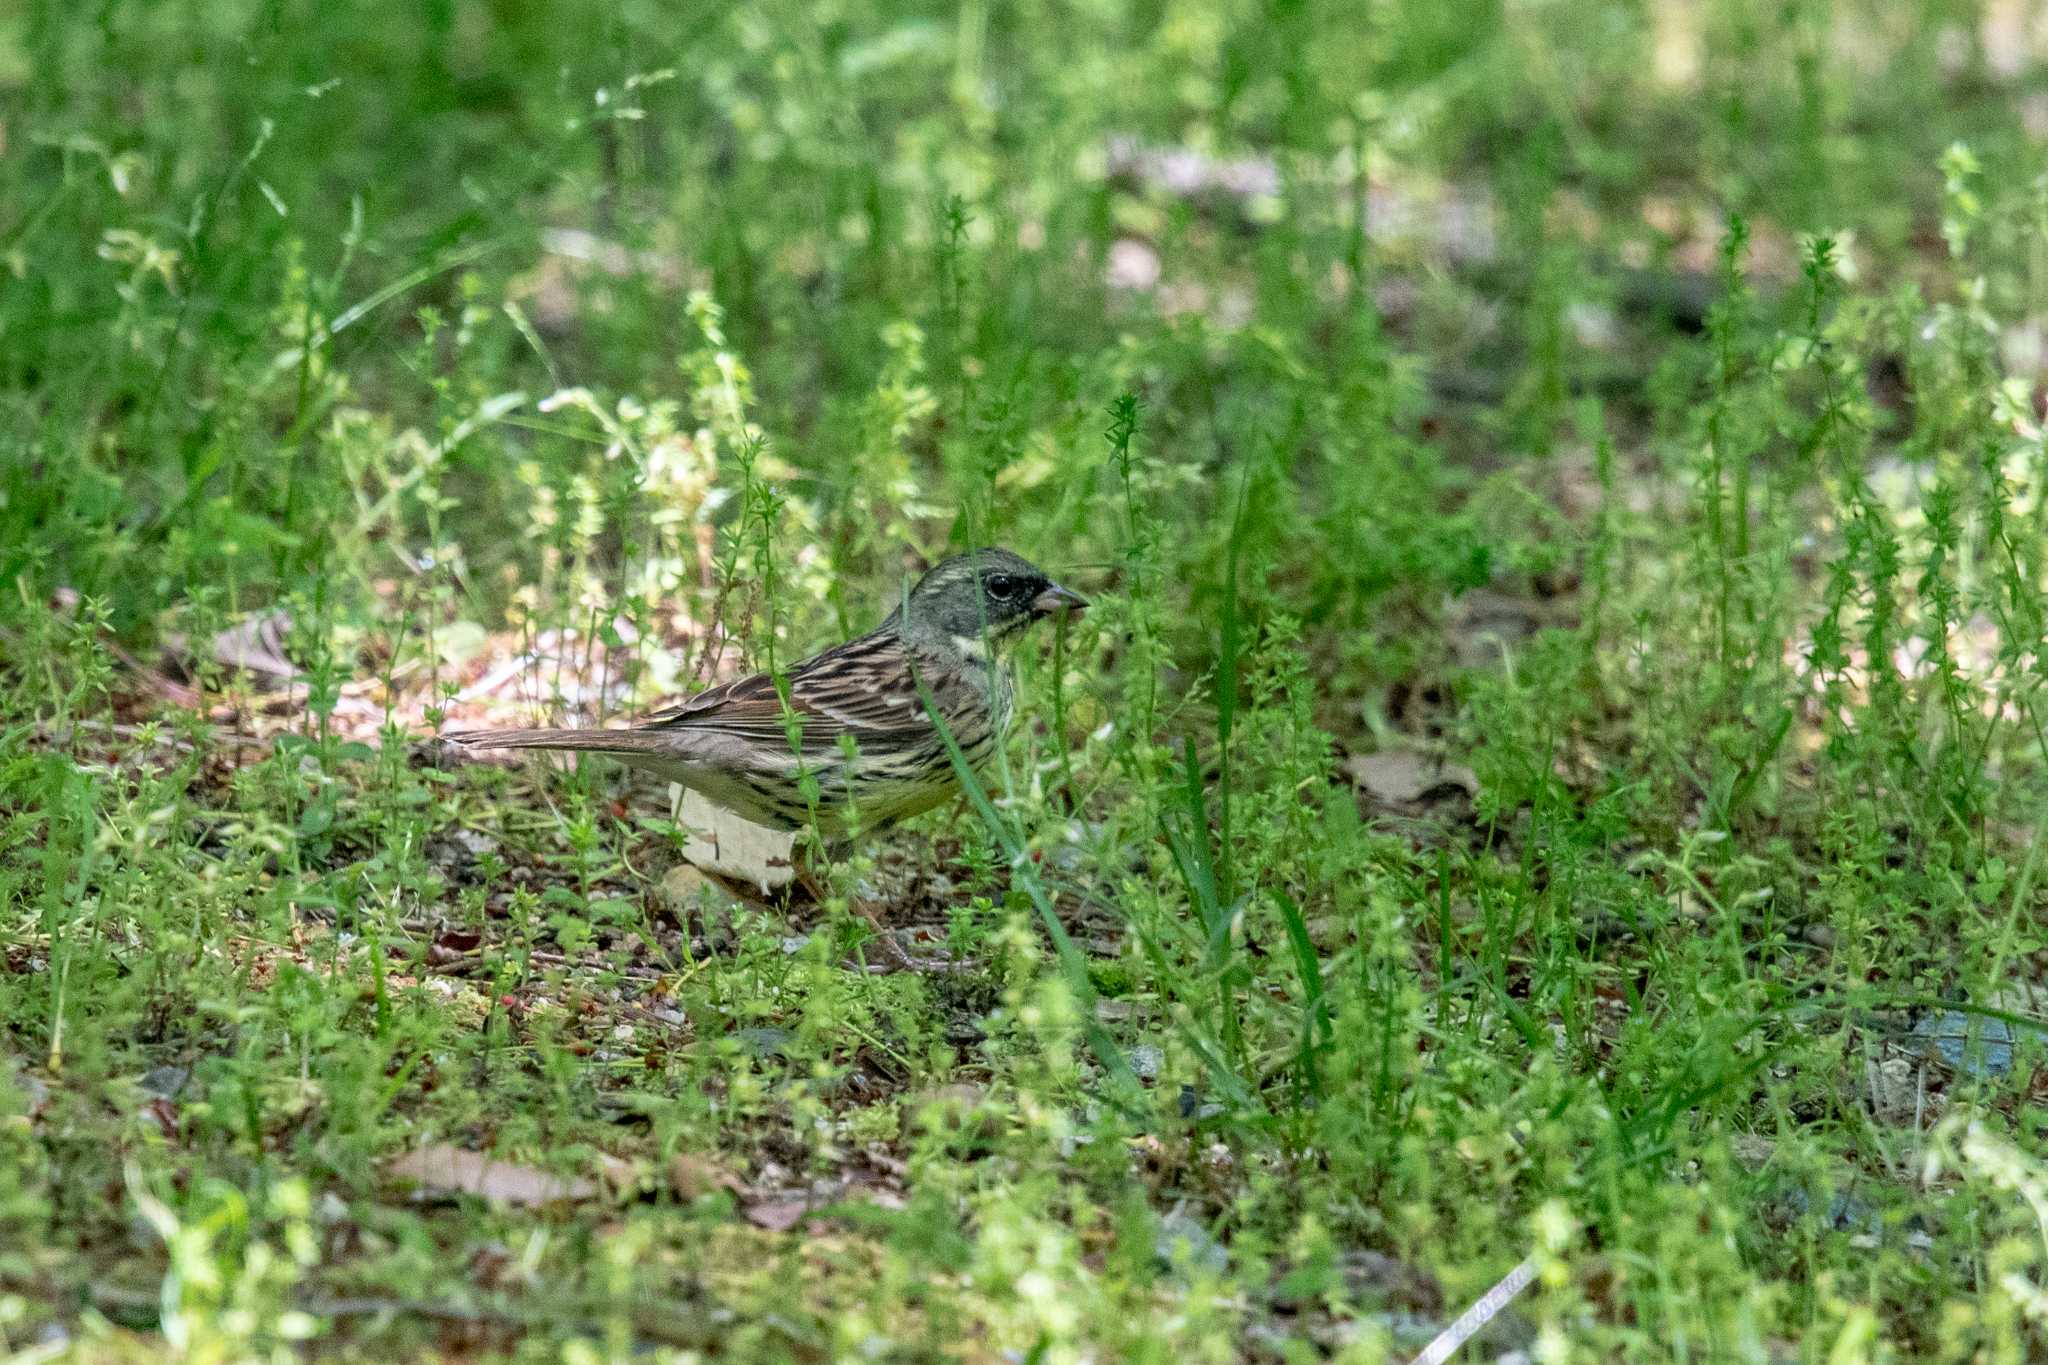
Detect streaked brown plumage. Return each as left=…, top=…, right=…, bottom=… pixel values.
left=452, top=548, right=1085, bottom=836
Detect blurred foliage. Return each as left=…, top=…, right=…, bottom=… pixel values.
left=7, top=0, right=2048, bottom=1359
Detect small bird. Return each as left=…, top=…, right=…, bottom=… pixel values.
left=453, top=547, right=1087, bottom=838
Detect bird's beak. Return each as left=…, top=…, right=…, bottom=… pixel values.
left=1031, top=583, right=1088, bottom=616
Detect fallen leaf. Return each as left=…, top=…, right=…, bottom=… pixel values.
left=669, top=1152, right=744, bottom=1201
left=385, top=1144, right=599, bottom=1207
left=592, top=1152, right=645, bottom=1195
left=744, top=1196, right=812, bottom=1232
left=467, top=1241, right=516, bottom=1290
left=1344, top=750, right=1479, bottom=806
left=5, top=1067, right=51, bottom=1123
left=138, top=1097, right=181, bottom=1140
left=209, top=611, right=299, bottom=681
left=436, top=927, right=484, bottom=953
left=1156, top=1201, right=1228, bottom=1276
left=845, top=1183, right=907, bottom=1212
left=677, top=789, right=796, bottom=892
left=1864, top=1055, right=1918, bottom=1124
left=659, top=863, right=715, bottom=904
left=1446, top=589, right=1571, bottom=670
left=1103, top=136, right=1281, bottom=200
left=137, top=1066, right=192, bottom=1100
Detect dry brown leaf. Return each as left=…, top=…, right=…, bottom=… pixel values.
left=209, top=611, right=299, bottom=681
left=1344, top=750, right=1479, bottom=806
left=1445, top=588, right=1575, bottom=671
left=668, top=1152, right=745, bottom=1201
left=385, top=1144, right=599, bottom=1207
left=592, top=1152, right=646, bottom=1196
left=744, top=1196, right=812, bottom=1232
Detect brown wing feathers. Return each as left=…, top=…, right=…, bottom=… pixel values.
left=639, top=631, right=931, bottom=745
left=454, top=634, right=929, bottom=757
left=449, top=726, right=686, bottom=755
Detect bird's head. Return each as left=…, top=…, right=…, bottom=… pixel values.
left=895, top=547, right=1087, bottom=657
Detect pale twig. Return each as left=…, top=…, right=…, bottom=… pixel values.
left=1409, top=1255, right=1538, bottom=1365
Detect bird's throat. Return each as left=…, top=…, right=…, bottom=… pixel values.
left=948, top=632, right=993, bottom=662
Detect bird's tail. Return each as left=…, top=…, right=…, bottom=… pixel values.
left=450, top=727, right=671, bottom=755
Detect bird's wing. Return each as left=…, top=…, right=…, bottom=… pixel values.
left=638, top=630, right=933, bottom=752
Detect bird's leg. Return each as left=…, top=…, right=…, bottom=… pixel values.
left=850, top=900, right=978, bottom=974
left=797, top=852, right=973, bottom=975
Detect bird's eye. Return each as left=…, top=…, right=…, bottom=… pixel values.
left=986, top=574, right=1017, bottom=599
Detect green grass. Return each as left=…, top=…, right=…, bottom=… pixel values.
left=7, top=0, right=2048, bottom=1359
